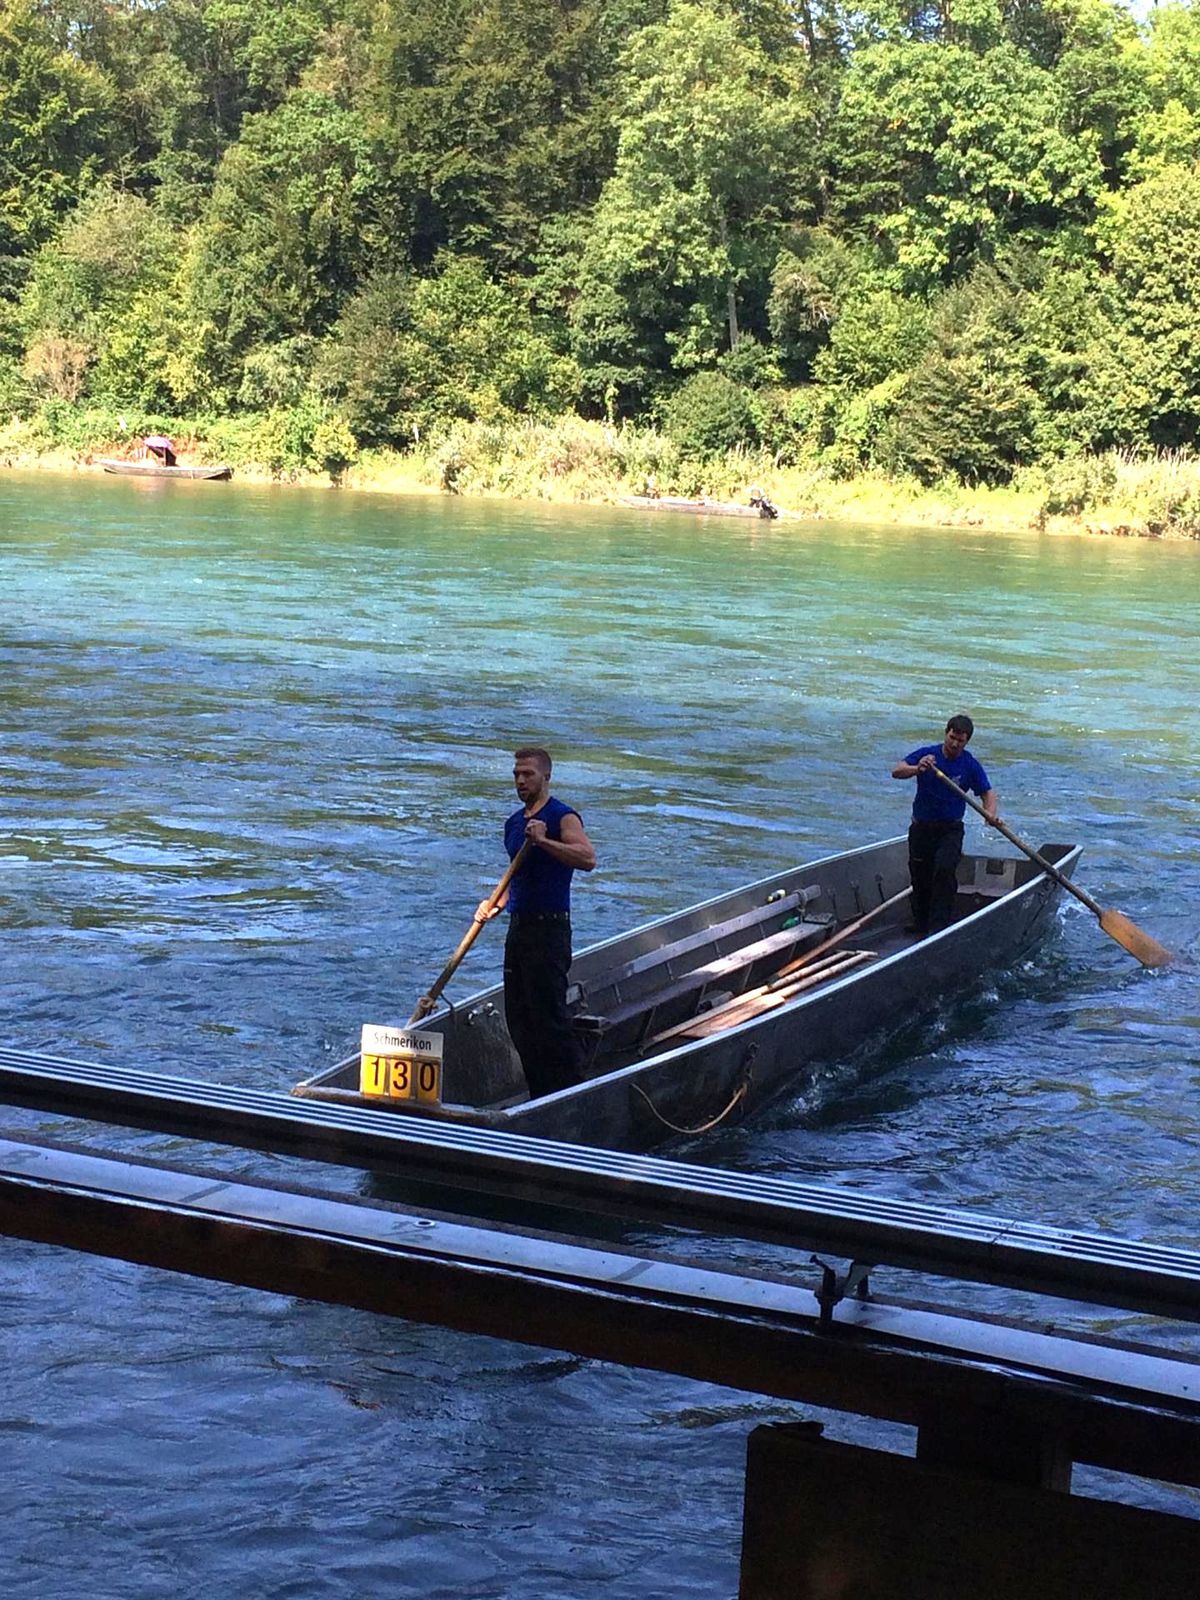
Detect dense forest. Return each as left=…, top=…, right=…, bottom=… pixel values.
left=5, top=0, right=1200, bottom=505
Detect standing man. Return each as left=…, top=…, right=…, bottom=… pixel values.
left=892, top=715, right=999, bottom=936
left=476, top=747, right=596, bottom=1098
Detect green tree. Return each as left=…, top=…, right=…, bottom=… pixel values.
left=171, top=90, right=386, bottom=406
left=357, top=0, right=638, bottom=272
left=663, top=370, right=758, bottom=454
left=564, top=0, right=813, bottom=411
left=317, top=254, right=577, bottom=443
left=1088, top=163, right=1200, bottom=446
left=0, top=0, right=114, bottom=281
left=314, top=272, right=415, bottom=445
left=1045, top=0, right=1147, bottom=182
left=826, top=38, right=1102, bottom=290
left=1142, top=2, right=1200, bottom=113
left=889, top=265, right=1043, bottom=482
left=25, top=0, right=340, bottom=217
left=812, top=288, right=929, bottom=391
left=19, top=186, right=181, bottom=403
left=767, top=226, right=874, bottom=378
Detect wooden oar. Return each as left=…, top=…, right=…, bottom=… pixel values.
left=672, top=950, right=877, bottom=1042
left=408, top=841, right=533, bottom=1025
left=930, top=767, right=1171, bottom=969
left=768, top=885, right=912, bottom=985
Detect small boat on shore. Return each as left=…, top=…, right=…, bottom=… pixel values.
left=98, top=460, right=233, bottom=480
left=619, top=494, right=778, bottom=519
left=295, top=835, right=1078, bottom=1152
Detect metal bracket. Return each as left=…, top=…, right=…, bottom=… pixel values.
left=811, top=1255, right=874, bottom=1332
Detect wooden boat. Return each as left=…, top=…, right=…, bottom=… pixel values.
left=98, top=460, right=232, bottom=480
left=619, top=494, right=777, bottom=519
left=295, top=835, right=1079, bottom=1152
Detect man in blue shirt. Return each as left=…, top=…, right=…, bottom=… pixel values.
left=892, top=715, right=999, bottom=936
left=476, top=747, right=597, bottom=1097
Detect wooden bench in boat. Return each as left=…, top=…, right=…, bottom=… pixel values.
left=569, top=890, right=834, bottom=1052
left=649, top=946, right=878, bottom=1046
left=595, top=918, right=831, bottom=1033
left=568, top=886, right=823, bottom=1010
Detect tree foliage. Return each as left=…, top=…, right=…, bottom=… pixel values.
left=562, top=0, right=812, bottom=410
left=663, top=370, right=758, bottom=454
left=6, top=0, right=1200, bottom=484
left=826, top=39, right=1102, bottom=290
left=0, top=0, right=114, bottom=273
left=318, top=255, right=577, bottom=444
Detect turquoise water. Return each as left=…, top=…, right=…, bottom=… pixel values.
left=0, top=470, right=1198, bottom=1595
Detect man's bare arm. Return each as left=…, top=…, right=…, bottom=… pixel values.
left=525, top=811, right=596, bottom=870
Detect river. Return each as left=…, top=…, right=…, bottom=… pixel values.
left=0, top=470, right=1197, bottom=1596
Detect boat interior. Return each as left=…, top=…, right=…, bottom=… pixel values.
left=565, top=847, right=1066, bottom=1075
left=297, top=843, right=1073, bottom=1115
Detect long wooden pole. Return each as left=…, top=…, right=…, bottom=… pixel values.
left=408, top=841, right=533, bottom=1025
left=929, top=768, right=1171, bottom=969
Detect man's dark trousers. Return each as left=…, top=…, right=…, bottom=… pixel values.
left=908, top=819, right=964, bottom=934
left=504, top=913, right=582, bottom=1097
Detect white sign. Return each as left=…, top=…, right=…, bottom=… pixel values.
left=360, top=1024, right=444, bottom=1060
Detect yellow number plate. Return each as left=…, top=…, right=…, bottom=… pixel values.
left=360, top=1052, right=442, bottom=1103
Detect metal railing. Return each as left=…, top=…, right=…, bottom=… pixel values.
left=0, top=1044, right=1197, bottom=1324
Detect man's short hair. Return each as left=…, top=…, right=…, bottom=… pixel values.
left=945, top=714, right=974, bottom=738
left=514, top=746, right=552, bottom=774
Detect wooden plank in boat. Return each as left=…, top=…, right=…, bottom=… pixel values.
left=600, top=920, right=828, bottom=1030
left=650, top=949, right=877, bottom=1046
left=598, top=888, right=815, bottom=990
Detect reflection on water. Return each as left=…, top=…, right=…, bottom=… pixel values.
left=1, top=471, right=1199, bottom=1594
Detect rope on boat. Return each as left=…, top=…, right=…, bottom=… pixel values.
left=632, top=1045, right=756, bottom=1136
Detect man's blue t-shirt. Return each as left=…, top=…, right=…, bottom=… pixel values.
left=906, top=745, right=991, bottom=823
left=504, top=796, right=581, bottom=913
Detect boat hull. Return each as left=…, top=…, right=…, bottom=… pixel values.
left=296, top=836, right=1079, bottom=1152
left=98, top=460, right=232, bottom=480
left=618, top=495, right=775, bottom=518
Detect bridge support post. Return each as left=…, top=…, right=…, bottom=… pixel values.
left=738, top=1421, right=1200, bottom=1600
left=915, top=1399, right=1073, bottom=1490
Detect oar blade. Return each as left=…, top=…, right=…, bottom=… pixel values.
left=1098, top=908, right=1173, bottom=969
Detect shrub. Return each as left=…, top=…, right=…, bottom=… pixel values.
left=307, top=416, right=358, bottom=483
left=238, top=338, right=318, bottom=410
left=0, top=355, right=32, bottom=418
left=887, top=267, right=1043, bottom=485
left=663, top=371, right=758, bottom=456
left=1038, top=453, right=1118, bottom=516
left=823, top=373, right=910, bottom=477
left=892, top=354, right=1039, bottom=485
left=318, top=256, right=578, bottom=448
left=24, top=336, right=92, bottom=402
left=203, top=411, right=293, bottom=473
left=748, top=386, right=809, bottom=461
left=812, top=290, right=929, bottom=393
left=611, top=424, right=683, bottom=491
left=719, top=336, right=782, bottom=389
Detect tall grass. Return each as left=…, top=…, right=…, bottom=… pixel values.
left=1092, top=447, right=1200, bottom=537
left=5, top=403, right=1200, bottom=538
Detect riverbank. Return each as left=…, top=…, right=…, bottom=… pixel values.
left=4, top=411, right=1199, bottom=541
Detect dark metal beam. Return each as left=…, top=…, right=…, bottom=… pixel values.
left=0, top=1045, right=1198, bottom=1324
left=2, top=1135, right=1200, bottom=1490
